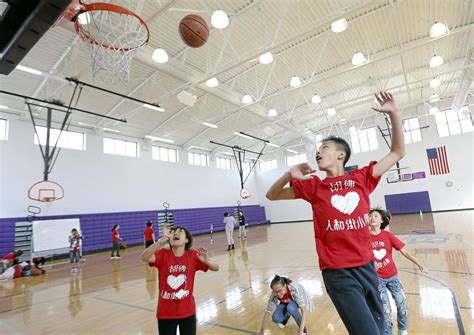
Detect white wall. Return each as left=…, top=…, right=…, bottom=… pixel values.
left=255, top=116, right=474, bottom=222
left=0, top=118, right=259, bottom=217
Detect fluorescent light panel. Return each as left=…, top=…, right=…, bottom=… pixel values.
left=202, top=122, right=218, bottom=128
left=16, top=65, right=42, bottom=75
left=233, top=132, right=253, bottom=139
left=145, top=135, right=174, bottom=143
left=143, top=103, right=165, bottom=112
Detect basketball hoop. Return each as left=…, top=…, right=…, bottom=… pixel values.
left=240, top=188, right=251, bottom=199
left=28, top=180, right=64, bottom=203
left=73, top=3, right=150, bottom=82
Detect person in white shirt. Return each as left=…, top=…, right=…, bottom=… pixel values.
left=223, top=212, right=236, bottom=251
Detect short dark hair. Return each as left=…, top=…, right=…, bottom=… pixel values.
left=147, top=220, right=153, bottom=227
left=111, top=224, right=119, bottom=232
left=369, top=208, right=392, bottom=229
left=322, top=135, right=351, bottom=166
left=224, top=212, right=229, bottom=217
left=270, top=274, right=292, bottom=288
left=171, top=226, right=193, bottom=250
left=14, top=250, right=23, bottom=256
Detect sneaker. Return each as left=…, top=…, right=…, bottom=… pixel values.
left=398, top=330, right=408, bottom=335
left=231, top=244, right=235, bottom=250
left=278, top=323, right=285, bottom=329
left=116, top=256, right=122, bottom=259
left=110, top=256, right=115, bottom=259
left=71, top=268, right=75, bottom=273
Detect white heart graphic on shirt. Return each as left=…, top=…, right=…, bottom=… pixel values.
left=167, top=274, right=186, bottom=289
left=330, top=192, right=360, bottom=215
left=373, top=249, right=387, bottom=260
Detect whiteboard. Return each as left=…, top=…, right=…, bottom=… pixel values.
left=32, top=218, right=81, bottom=253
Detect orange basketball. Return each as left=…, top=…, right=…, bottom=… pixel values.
left=179, top=15, right=209, bottom=48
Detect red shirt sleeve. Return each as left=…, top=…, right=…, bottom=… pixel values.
left=192, top=250, right=209, bottom=272
left=291, top=175, right=320, bottom=202
left=150, top=248, right=165, bottom=267
left=353, top=161, right=381, bottom=193
left=388, top=232, right=405, bottom=251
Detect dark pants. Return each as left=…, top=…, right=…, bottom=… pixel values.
left=111, top=241, right=121, bottom=257
left=158, top=314, right=196, bottom=335
left=145, top=240, right=154, bottom=248
left=322, top=262, right=384, bottom=335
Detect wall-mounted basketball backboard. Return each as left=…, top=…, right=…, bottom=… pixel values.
left=0, top=0, right=71, bottom=75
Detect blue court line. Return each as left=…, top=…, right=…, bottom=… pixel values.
left=400, top=269, right=465, bottom=335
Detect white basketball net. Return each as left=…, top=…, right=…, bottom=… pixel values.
left=77, top=7, right=148, bottom=82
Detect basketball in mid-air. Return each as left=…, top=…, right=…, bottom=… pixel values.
left=178, top=14, right=209, bottom=48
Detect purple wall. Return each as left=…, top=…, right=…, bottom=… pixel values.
left=0, top=205, right=267, bottom=256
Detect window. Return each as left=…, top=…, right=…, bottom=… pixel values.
left=259, top=159, right=277, bottom=171
left=403, top=117, right=422, bottom=144
left=435, top=108, right=473, bottom=137
left=286, top=153, right=307, bottom=166
left=103, top=137, right=137, bottom=157
left=34, top=126, right=85, bottom=150
left=216, top=157, right=232, bottom=169
left=0, top=119, right=7, bottom=140
left=188, top=152, right=208, bottom=166
left=152, top=146, right=178, bottom=162
left=350, top=127, right=378, bottom=153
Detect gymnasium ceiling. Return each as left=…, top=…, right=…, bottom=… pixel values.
left=0, top=0, right=473, bottom=159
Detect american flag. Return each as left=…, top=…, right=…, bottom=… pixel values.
left=426, top=146, right=450, bottom=175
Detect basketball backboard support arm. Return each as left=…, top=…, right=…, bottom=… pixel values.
left=210, top=132, right=271, bottom=192
left=65, top=77, right=163, bottom=110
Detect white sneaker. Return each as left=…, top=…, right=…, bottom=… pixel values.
left=110, top=256, right=115, bottom=260
left=398, top=330, right=408, bottom=335
left=278, top=323, right=285, bottom=329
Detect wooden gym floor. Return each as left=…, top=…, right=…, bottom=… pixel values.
left=0, top=210, right=472, bottom=334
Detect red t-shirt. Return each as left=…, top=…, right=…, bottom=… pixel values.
left=278, top=287, right=293, bottom=303
left=112, top=230, right=119, bottom=241
left=13, top=264, right=22, bottom=278
left=144, top=227, right=154, bottom=241
left=292, top=162, right=381, bottom=270
left=150, top=248, right=209, bottom=319
left=2, top=252, right=16, bottom=261
left=370, top=230, right=405, bottom=279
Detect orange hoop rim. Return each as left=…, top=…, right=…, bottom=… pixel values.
left=74, top=2, right=150, bottom=52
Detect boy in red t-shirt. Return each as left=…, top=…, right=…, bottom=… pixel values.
left=141, top=226, right=219, bottom=335
left=144, top=220, right=155, bottom=248
left=369, top=208, right=428, bottom=335
left=266, top=92, right=405, bottom=334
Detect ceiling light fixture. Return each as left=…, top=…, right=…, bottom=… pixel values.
left=331, top=18, right=348, bottom=33
left=211, top=10, right=229, bottom=29
left=351, top=52, right=367, bottom=65
left=259, top=52, right=273, bottom=64
left=242, top=94, right=253, bottom=104
left=145, top=135, right=174, bottom=143
left=429, top=54, right=444, bottom=68
left=311, top=94, right=321, bottom=104
left=429, top=77, right=441, bottom=88
left=205, top=77, right=219, bottom=87
left=152, top=48, right=169, bottom=63
left=430, top=22, right=448, bottom=38
left=327, top=107, right=336, bottom=116
left=286, top=148, right=298, bottom=154
left=143, top=103, right=165, bottom=112
left=16, top=65, right=42, bottom=75
left=268, top=108, right=277, bottom=117
left=290, top=75, right=302, bottom=87
left=429, top=93, right=440, bottom=102
left=233, top=132, right=253, bottom=139
left=202, top=122, right=218, bottom=128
